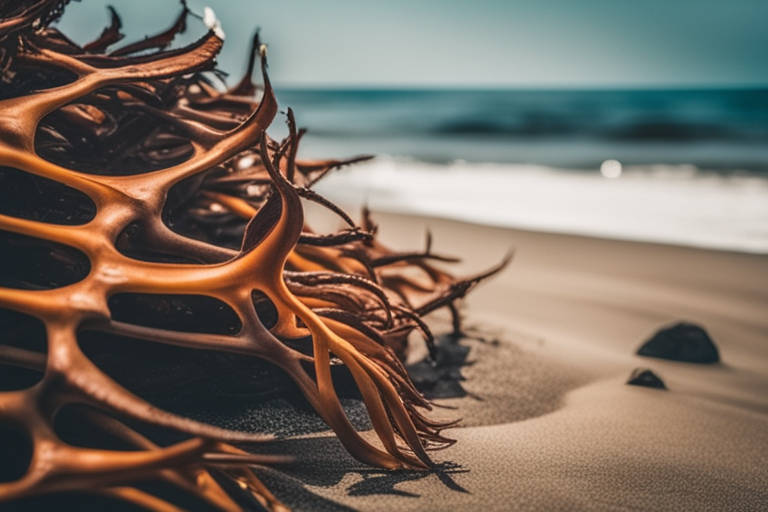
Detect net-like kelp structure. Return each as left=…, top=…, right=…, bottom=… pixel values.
left=0, top=1, right=504, bottom=509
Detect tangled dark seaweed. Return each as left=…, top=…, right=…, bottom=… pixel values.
left=0, top=1, right=505, bottom=509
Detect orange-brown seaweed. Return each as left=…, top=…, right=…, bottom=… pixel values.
left=0, top=1, right=503, bottom=510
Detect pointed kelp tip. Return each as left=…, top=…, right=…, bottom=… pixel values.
left=203, top=6, right=225, bottom=40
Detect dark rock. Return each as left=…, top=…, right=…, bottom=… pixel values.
left=627, top=368, right=667, bottom=389
left=637, top=322, right=720, bottom=364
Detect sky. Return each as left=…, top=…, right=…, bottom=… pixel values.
left=56, top=0, right=768, bottom=88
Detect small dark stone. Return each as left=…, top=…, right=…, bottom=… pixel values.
left=627, top=368, right=667, bottom=389
left=637, top=322, right=720, bottom=364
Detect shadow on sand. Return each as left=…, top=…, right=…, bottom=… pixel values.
left=252, top=435, right=469, bottom=511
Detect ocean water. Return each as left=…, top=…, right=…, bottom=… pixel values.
left=274, top=88, right=768, bottom=253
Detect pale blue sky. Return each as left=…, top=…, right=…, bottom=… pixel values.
left=57, top=0, right=768, bottom=88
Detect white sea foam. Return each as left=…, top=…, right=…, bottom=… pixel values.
left=313, top=157, right=768, bottom=253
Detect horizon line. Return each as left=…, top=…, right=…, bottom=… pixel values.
left=271, top=83, right=768, bottom=92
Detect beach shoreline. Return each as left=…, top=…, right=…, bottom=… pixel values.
left=311, top=159, right=768, bottom=254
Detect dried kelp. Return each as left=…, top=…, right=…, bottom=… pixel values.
left=0, top=2, right=504, bottom=510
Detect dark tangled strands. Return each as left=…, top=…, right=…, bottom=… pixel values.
left=0, top=1, right=507, bottom=510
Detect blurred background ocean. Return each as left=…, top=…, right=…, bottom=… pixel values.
left=57, top=0, right=768, bottom=252
left=276, top=88, right=768, bottom=253
left=275, top=88, right=768, bottom=169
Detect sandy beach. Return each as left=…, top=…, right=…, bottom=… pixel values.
left=250, top=211, right=768, bottom=511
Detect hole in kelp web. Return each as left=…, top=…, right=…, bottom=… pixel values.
left=77, top=331, right=371, bottom=438
left=251, top=290, right=278, bottom=329
left=78, top=330, right=302, bottom=410
left=53, top=404, right=139, bottom=452
left=0, top=363, right=44, bottom=392
left=0, top=307, right=47, bottom=353
left=36, top=90, right=194, bottom=176
left=0, top=230, right=91, bottom=290
left=299, top=358, right=363, bottom=401
left=0, top=425, right=32, bottom=483
left=0, top=166, right=96, bottom=225
left=0, top=308, right=47, bottom=390
left=108, top=293, right=242, bottom=335
left=162, top=174, right=249, bottom=250
left=115, top=221, right=212, bottom=264
left=0, top=65, right=77, bottom=101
